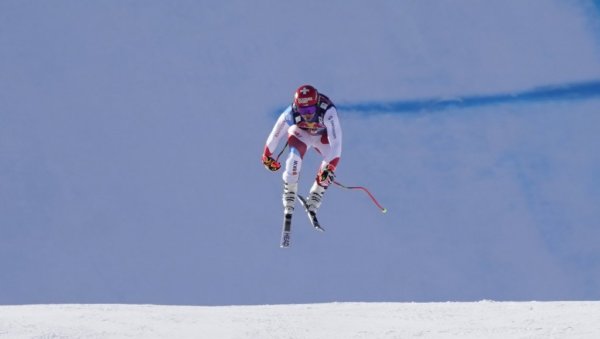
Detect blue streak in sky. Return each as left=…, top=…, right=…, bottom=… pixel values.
left=338, top=80, right=600, bottom=115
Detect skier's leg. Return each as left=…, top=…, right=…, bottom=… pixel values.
left=307, top=134, right=338, bottom=212
left=282, top=152, right=299, bottom=214
left=282, top=133, right=307, bottom=213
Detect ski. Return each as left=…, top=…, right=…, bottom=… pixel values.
left=297, top=195, right=325, bottom=232
left=280, top=212, right=292, bottom=248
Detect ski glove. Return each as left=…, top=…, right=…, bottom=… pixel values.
left=317, top=164, right=336, bottom=187
left=262, top=154, right=281, bottom=172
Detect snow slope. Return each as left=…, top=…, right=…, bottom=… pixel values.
left=1, top=302, right=600, bottom=338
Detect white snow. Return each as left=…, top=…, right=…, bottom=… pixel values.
left=1, top=301, right=599, bottom=338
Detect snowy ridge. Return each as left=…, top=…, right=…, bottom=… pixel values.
left=1, top=301, right=599, bottom=338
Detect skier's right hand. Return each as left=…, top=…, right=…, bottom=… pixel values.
left=262, top=155, right=281, bottom=171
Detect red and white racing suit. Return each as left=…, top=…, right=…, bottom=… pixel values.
left=264, top=97, right=342, bottom=185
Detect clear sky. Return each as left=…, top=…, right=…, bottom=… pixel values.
left=1, top=0, right=600, bottom=305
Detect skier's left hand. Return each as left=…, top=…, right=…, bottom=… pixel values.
left=317, top=164, right=336, bottom=187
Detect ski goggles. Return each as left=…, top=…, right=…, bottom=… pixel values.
left=297, top=105, right=317, bottom=116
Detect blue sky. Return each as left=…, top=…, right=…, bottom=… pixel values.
left=1, top=1, right=600, bottom=305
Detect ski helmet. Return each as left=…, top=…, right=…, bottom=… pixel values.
left=293, top=85, right=319, bottom=108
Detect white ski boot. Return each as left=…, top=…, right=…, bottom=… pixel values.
left=282, top=182, right=298, bottom=215
left=305, top=182, right=326, bottom=212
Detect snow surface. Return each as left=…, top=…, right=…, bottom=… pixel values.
left=1, top=301, right=600, bottom=338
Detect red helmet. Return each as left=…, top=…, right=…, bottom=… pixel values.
left=293, top=85, right=319, bottom=108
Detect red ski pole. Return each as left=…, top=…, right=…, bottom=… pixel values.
left=277, top=143, right=386, bottom=213
left=333, top=180, right=387, bottom=213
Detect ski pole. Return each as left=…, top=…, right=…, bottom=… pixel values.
left=333, top=180, right=387, bottom=213
left=275, top=142, right=289, bottom=162
left=276, top=142, right=387, bottom=213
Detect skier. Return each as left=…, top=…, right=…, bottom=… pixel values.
left=262, top=84, right=342, bottom=222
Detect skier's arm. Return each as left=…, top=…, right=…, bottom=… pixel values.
left=262, top=107, right=291, bottom=168
left=323, top=107, right=342, bottom=169
left=264, top=107, right=291, bottom=157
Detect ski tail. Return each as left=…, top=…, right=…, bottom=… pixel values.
left=280, top=213, right=292, bottom=248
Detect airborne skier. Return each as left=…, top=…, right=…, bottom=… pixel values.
left=262, top=84, right=343, bottom=247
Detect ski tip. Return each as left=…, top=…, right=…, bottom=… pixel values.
left=381, top=208, right=388, bottom=214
